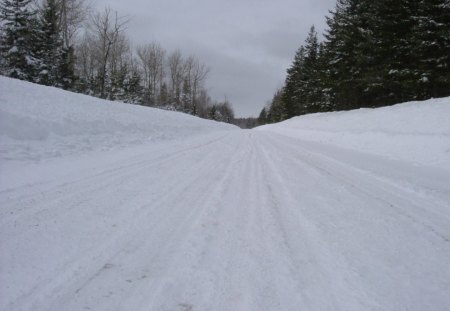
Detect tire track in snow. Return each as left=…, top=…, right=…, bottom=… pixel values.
left=2, top=133, right=240, bottom=311
left=255, top=131, right=450, bottom=310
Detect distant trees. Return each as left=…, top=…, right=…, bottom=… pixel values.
left=210, top=99, right=234, bottom=123
left=260, top=0, right=450, bottom=124
left=265, top=89, right=286, bottom=124
left=0, top=0, right=235, bottom=123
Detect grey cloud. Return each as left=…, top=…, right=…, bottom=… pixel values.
left=93, top=0, right=336, bottom=117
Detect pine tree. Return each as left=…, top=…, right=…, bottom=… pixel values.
left=0, top=0, right=38, bottom=80
left=324, top=0, right=376, bottom=110
left=371, top=0, right=418, bottom=105
left=108, top=63, right=128, bottom=100
left=258, top=107, right=267, bottom=125
left=283, top=26, right=327, bottom=116
left=316, top=42, right=333, bottom=111
left=124, top=67, right=142, bottom=104
left=412, top=0, right=450, bottom=99
left=267, top=89, right=286, bottom=123
left=300, top=25, right=325, bottom=113
left=59, top=45, right=76, bottom=89
left=208, top=104, right=217, bottom=120
left=35, top=0, right=65, bottom=86
left=283, top=45, right=305, bottom=118
left=181, top=78, right=192, bottom=113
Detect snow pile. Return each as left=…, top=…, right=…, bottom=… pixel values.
left=258, top=98, right=450, bottom=168
left=0, top=76, right=236, bottom=161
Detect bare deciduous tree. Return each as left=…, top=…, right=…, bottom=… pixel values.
left=137, top=42, right=166, bottom=105
left=167, top=49, right=184, bottom=107
left=90, top=7, right=129, bottom=98
left=191, top=58, right=209, bottom=115
left=181, top=56, right=209, bottom=115
left=57, top=0, right=90, bottom=47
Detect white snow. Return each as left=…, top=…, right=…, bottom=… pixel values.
left=0, top=77, right=236, bottom=162
left=258, top=99, right=450, bottom=168
left=1, top=76, right=450, bottom=311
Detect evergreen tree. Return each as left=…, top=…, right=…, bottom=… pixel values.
left=258, top=107, right=267, bottom=125
left=371, top=0, right=418, bottom=105
left=108, top=63, right=128, bottom=100
left=181, top=78, right=192, bottom=113
left=267, top=89, right=286, bottom=123
left=283, top=26, right=327, bottom=117
left=412, top=0, right=450, bottom=99
left=0, top=0, right=37, bottom=80
left=300, top=25, right=324, bottom=113
left=59, top=45, right=76, bottom=89
left=217, top=100, right=234, bottom=123
left=324, top=0, right=376, bottom=110
left=208, top=104, right=217, bottom=120
left=283, top=45, right=305, bottom=118
left=35, top=0, right=64, bottom=86
left=123, top=68, right=142, bottom=104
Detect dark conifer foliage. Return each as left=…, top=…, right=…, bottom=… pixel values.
left=260, top=0, right=450, bottom=125
left=257, top=107, right=267, bottom=125
left=283, top=45, right=305, bottom=118
left=0, top=0, right=37, bottom=80
left=413, top=0, right=450, bottom=99
left=35, top=0, right=65, bottom=86
left=266, top=89, right=286, bottom=124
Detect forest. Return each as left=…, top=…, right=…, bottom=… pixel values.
left=259, top=0, right=450, bottom=124
left=0, top=0, right=235, bottom=123
left=2, top=0, right=449, bottom=126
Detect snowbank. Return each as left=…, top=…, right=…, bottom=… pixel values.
left=257, top=98, right=450, bottom=168
left=0, top=76, right=236, bottom=162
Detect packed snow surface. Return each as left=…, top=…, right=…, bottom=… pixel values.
left=1, top=77, right=450, bottom=311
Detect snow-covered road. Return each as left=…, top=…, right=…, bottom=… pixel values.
left=2, top=129, right=449, bottom=311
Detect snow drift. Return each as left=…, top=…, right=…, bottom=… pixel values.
left=1, top=76, right=450, bottom=311
left=257, top=98, right=450, bottom=168
left=0, top=76, right=236, bottom=162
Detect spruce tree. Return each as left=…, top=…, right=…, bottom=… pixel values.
left=412, top=0, right=450, bottom=99
left=324, top=0, right=377, bottom=110
left=258, top=107, right=267, bottom=125
left=181, top=78, right=192, bottom=113
left=35, top=0, right=64, bottom=86
left=267, top=89, right=286, bottom=123
left=124, top=68, right=142, bottom=104
left=300, top=25, right=324, bottom=113
left=0, top=0, right=38, bottom=81
left=283, top=45, right=306, bottom=118
left=372, top=0, right=418, bottom=105
left=283, top=26, right=327, bottom=116
left=59, top=45, right=76, bottom=89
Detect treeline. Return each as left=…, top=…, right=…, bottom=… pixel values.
left=0, top=0, right=234, bottom=122
left=259, top=0, right=450, bottom=124
left=233, top=117, right=259, bottom=129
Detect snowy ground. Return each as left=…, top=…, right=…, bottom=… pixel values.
left=1, top=77, right=450, bottom=311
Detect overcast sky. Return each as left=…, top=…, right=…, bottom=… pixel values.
left=93, top=0, right=336, bottom=117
